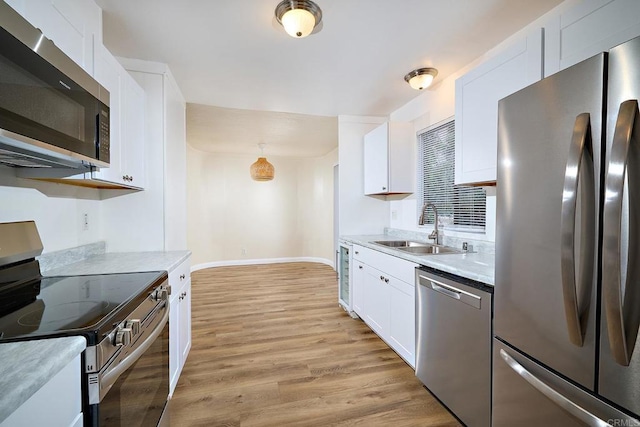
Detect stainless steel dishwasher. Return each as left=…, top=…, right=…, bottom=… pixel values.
left=415, top=267, right=492, bottom=427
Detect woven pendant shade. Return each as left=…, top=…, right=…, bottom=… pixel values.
left=250, top=157, right=274, bottom=181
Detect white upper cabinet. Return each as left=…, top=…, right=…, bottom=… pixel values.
left=120, top=74, right=146, bottom=188
left=91, top=42, right=146, bottom=189
left=545, top=0, right=640, bottom=76
left=5, top=0, right=101, bottom=74
left=363, top=122, right=414, bottom=195
left=455, top=28, right=543, bottom=185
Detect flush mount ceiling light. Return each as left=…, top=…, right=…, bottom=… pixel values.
left=250, top=143, right=275, bottom=181
left=275, top=0, right=322, bottom=38
left=404, top=68, right=439, bottom=90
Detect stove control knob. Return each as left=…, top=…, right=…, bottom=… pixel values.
left=125, top=319, right=141, bottom=336
left=151, top=286, right=170, bottom=301
left=115, top=328, right=132, bottom=347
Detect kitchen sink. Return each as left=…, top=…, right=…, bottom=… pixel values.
left=397, top=245, right=462, bottom=255
left=372, top=240, right=462, bottom=255
left=372, top=240, right=429, bottom=248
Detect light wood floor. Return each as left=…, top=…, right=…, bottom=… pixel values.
left=170, top=262, right=460, bottom=427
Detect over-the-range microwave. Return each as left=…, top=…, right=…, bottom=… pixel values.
left=0, top=1, right=109, bottom=171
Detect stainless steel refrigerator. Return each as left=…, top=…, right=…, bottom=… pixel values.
left=494, top=36, right=640, bottom=425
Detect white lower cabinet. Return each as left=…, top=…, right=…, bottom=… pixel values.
left=352, top=260, right=365, bottom=316
left=1, top=354, right=82, bottom=427
left=352, top=245, right=417, bottom=367
left=363, top=264, right=390, bottom=338
left=169, top=256, right=192, bottom=396
left=388, top=276, right=416, bottom=365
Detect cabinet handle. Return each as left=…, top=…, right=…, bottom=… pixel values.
left=379, top=275, right=384, bottom=281
left=359, top=266, right=363, bottom=269
left=355, top=251, right=359, bottom=255
left=382, top=187, right=387, bottom=191
left=180, top=274, right=186, bottom=280
left=384, top=278, right=389, bottom=284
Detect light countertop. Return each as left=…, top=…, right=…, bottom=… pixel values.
left=340, top=235, right=494, bottom=286
left=43, top=250, right=191, bottom=276
left=0, top=337, right=86, bottom=424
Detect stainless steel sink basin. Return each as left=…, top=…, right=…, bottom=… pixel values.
left=372, top=240, right=462, bottom=255
left=397, top=245, right=462, bottom=255
left=372, top=240, right=429, bottom=248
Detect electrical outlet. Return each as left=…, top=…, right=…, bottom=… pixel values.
left=391, top=210, right=398, bottom=220
left=83, top=213, right=89, bottom=231
left=241, top=248, right=247, bottom=256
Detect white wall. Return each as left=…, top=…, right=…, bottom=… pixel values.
left=387, top=72, right=497, bottom=242
left=186, top=146, right=338, bottom=267
left=382, top=0, right=585, bottom=243
left=0, top=168, right=102, bottom=252
left=337, top=115, right=389, bottom=236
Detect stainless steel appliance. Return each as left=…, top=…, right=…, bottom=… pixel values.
left=495, top=36, right=640, bottom=425
left=415, top=268, right=492, bottom=427
left=0, top=2, right=109, bottom=171
left=0, top=221, right=169, bottom=426
left=338, top=240, right=354, bottom=315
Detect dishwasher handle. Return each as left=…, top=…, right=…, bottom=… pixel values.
left=418, top=274, right=482, bottom=309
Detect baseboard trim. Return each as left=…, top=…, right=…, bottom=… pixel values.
left=191, top=257, right=335, bottom=272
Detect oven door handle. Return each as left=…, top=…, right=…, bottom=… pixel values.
left=99, top=303, right=169, bottom=401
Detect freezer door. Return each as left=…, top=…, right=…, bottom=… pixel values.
left=493, top=339, right=638, bottom=427
left=495, top=53, right=605, bottom=389
left=600, top=36, right=640, bottom=417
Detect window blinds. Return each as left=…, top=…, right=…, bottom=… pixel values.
left=417, top=120, right=486, bottom=230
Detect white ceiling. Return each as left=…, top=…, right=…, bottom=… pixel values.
left=187, top=104, right=337, bottom=157
left=96, top=0, right=563, bottom=156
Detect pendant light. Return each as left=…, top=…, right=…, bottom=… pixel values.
left=250, top=143, right=275, bottom=181
left=404, top=68, right=438, bottom=90
left=275, top=0, right=322, bottom=38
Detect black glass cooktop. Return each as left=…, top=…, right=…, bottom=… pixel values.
left=0, top=270, right=166, bottom=343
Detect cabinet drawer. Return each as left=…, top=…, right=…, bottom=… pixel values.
left=353, top=244, right=366, bottom=261
left=356, top=246, right=417, bottom=284
left=169, top=257, right=191, bottom=294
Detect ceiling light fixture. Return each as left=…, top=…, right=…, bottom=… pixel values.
left=275, top=0, right=322, bottom=38
left=404, top=68, right=438, bottom=90
left=250, top=143, right=275, bottom=181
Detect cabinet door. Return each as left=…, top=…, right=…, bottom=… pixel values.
left=545, top=0, right=640, bottom=76
left=169, top=257, right=191, bottom=396
left=92, top=43, right=124, bottom=185
left=363, top=123, right=389, bottom=195
left=169, top=288, right=180, bottom=396
left=388, top=277, right=416, bottom=368
left=17, top=0, right=100, bottom=74
left=363, top=265, right=390, bottom=337
left=179, top=279, right=192, bottom=372
left=121, top=74, right=146, bottom=189
left=352, top=260, right=365, bottom=316
left=455, top=28, right=543, bottom=185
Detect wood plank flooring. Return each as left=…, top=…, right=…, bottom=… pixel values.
left=170, top=262, right=460, bottom=426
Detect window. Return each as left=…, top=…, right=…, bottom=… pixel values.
left=417, top=119, right=486, bottom=231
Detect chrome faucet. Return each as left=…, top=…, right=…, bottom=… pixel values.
left=419, top=203, right=442, bottom=245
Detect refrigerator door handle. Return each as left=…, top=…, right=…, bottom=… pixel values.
left=603, top=99, right=640, bottom=366
left=560, top=113, right=596, bottom=347
left=499, top=349, right=610, bottom=427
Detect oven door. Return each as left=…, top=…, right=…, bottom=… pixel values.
left=85, top=304, right=170, bottom=427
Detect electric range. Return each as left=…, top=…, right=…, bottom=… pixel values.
left=1, top=221, right=171, bottom=426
